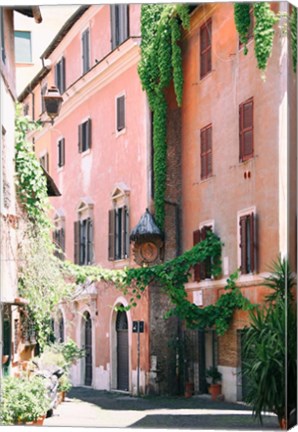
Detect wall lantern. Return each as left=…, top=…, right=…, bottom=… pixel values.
left=43, top=86, right=63, bottom=125
left=130, top=208, right=164, bottom=266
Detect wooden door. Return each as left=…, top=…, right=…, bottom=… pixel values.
left=116, top=311, right=129, bottom=391
left=84, top=312, right=92, bottom=386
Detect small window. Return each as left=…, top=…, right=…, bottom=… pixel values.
left=82, top=28, right=90, bottom=74
left=111, top=5, right=129, bottom=50
left=41, top=83, right=47, bottom=114
left=116, top=95, right=125, bottom=132
left=200, top=19, right=212, bottom=79
left=58, top=138, right=65, bottom=168
left=74, top=217, right=93, bottom=265
left=108, top=206, right=129, bottom=261
left=40, top=152, right=49, bottom=172
left=200, top=124, right=212, bottom=180
left=53, top=227, right=65, bottom=260
left=193, top=225, right=213, bottom=282
left=23, top=103, right=29, bottom=116
left=239, top=212, right=256, bottom=274
left=239, top=97, right=253, bottom=162
left=14, top=31, right=32, bottom=63
left=78, top=119, right=92, bottom=153
left=55, top=57, right=66, bottom=94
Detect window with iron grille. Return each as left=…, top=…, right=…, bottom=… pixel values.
left=239, top=97, right=254, bottom=161
left=193, top=225, right=213, bottom=282
left=74, top=217, right=93, bottom=265
left=55, top=57, right=66, bottom=94
left=82, top=28, right=90, bottom=74
left=116, top=95, right=125, bottom=132
left=200, top=18, right=212, bottom=79
left=58, top=137, right=65, bottom=167
left=78, top=119, right=92, bottom=153
left=200, top=124, right=212, bottom=180
left=111, top=5, right=129, bottom=50
left=239, top=212, right=256, bottom=274
left=108, top=206, right=129, bottom=260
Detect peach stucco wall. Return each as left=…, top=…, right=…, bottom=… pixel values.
left=181, top=3, right=283, bottom=275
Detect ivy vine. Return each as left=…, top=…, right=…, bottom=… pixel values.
left=138, top=5, right=190, bottom=229
left=234, top=3, right=251, bottom=55
left=290, top=6, right=297, bottom=73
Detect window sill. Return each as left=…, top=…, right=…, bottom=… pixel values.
left=57, top=165, right=64, bottom=173
left=200, top=69, right=213, bottom=82
left=112, top=258, right=130, bottom=268
left=239, top=155, right=256, bottom=165
left=239, top=38, right=254, bottom=54
left=115, top=127, right=126, bottom=138
left=81, top=148, right=91, bottom=157
left=199, top=174, right=215, bottom=184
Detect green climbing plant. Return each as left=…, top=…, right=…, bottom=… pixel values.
left=290, top=6, right=297, bottom=73
left=234, top=3, right=251, bottom=55
left=138, top=5, right=190, bottom=230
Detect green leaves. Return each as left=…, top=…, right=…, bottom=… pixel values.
left=290, top=6, right=297, bottom=73
left=234, top=3, right=251, bottom=55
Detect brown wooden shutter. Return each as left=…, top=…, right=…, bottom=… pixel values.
left=249, top=212, right=255, bottom=273
left=239, top=98, right=253, bottom=161
left=87, top=218, right=93, bottom=264
left=201, top=125, right=212, bottom=180
left=193, top=229, right=201, bottom=282
left=239, top=216, right=247, bottom=274
left=61, top=56, right=66, bottom=93
left=87, top=119, right=92, bottom=150
left=124, top=206, right=130, bottom=258
left=117, top=96, right=125, bottom=132
left=74, top=221, right=80, bottom=264
left=108, top=209, right=115, bottom=260
left=62, top=138, right=65, bottom=166
left=200, top=19, right=212, bottom=79
left=78, top=124, right=83, bottom=153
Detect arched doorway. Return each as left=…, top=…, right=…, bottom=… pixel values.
left=83, top=311, right=92, bottom=386
left=116, top=310, right=129, bottom=391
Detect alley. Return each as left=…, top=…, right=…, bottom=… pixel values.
left=43, top=387, right=279, bottom=430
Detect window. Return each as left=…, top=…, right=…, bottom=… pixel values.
left=200, top=19, right=212, bottom=79
left=55, top=57, right=65, bottom=94
left=14, top=31, right=32, bottom=63
left=58, top=137, right=65, bottom=167
left=53, top=210, right=65, bottom=260
left=78, top=119, right=92, bottom=153
left=23, top=103, right=29, bottom=116
left=116, top=95, right=125, bottom=132
left=193, top=225, right=213, bottom=282
left=41, top=83, right=47, bottom=113
left=108, top=206, right=130, bottom=260
left=239, top=212, right=256, bottom=274
left=111, top=5, right=129, bottom=50
left=82, top=28, right=90, bottom=74
left=200, top=124, right=212, bottom=180
left=53, top=227, right=65, bottom=260
left=239, top=97, right=253, bottom=161
left=74, top=217, right=93, bottom=265
left=0, top=8, right=5, bottom=63
left=40, top=152, right=49, bottom=172
left=239, top=6, right=254, bottom=49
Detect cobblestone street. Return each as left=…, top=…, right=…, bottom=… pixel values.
left=43, top=387, right=279, bottom=430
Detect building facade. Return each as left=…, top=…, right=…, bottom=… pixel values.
left=18, top=2, right=296, bottom=402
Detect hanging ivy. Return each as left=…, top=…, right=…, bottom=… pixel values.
left=234, top=3, right=251, bottom=55
left=138, top=5, right=190, bottom=229
left=290, top=6, right=297, bottom=73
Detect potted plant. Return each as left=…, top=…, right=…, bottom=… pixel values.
left=58, top=374, right=72, bottom=402
left=206, top=366, right=222, bottom=401
left=0, top=375, right=50, bottom=425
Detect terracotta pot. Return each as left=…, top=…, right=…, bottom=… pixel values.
left=279, top=417, right=287, bottom=430
left=184, top=382, right=194, bottom=398
left=209, top=383, right=221, bottom=401
left=35, top=415, right=46, bottom=425
left=61, top=391, right=66, bottom=402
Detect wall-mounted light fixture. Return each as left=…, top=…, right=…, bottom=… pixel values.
left=43, top=86, right=63, bottom=125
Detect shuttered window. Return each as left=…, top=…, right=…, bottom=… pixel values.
left=40, top=152, right=49, bottom=172
left=239, top=97, right=254, bottom=161
left=55, top=57, right=66, bottom=94
left=41, top=84, right=47, bottom=113
left=200, top=124, right=212, bottom=180
left=108, top=206, right=129, bottom=260
left=78, top=119, right=92, bottom=153
left=82, top=28, right=90, bottom=74
left=58, top=138, right=65, bottom=167
left=239, top=213, right=256, bottom=274
left=200, top=19, right=212, bottom=79
left=74, top=218, right=93, bottom=265
left=53, top=227, right=65, bottom=260
left=193, top=225, right=213, bottom=282
left=111, top=5, right=129, bottom=50
left=116, top=95, right=125, bottom=132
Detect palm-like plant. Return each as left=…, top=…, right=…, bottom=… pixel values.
left=242, top=257, right=297, bottom=426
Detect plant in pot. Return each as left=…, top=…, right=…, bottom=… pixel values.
left=58, top=374, right=72, bottom=402
left=206, top=366, right=222, bottom=401
left=0, top=375, right=50, bottom=425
